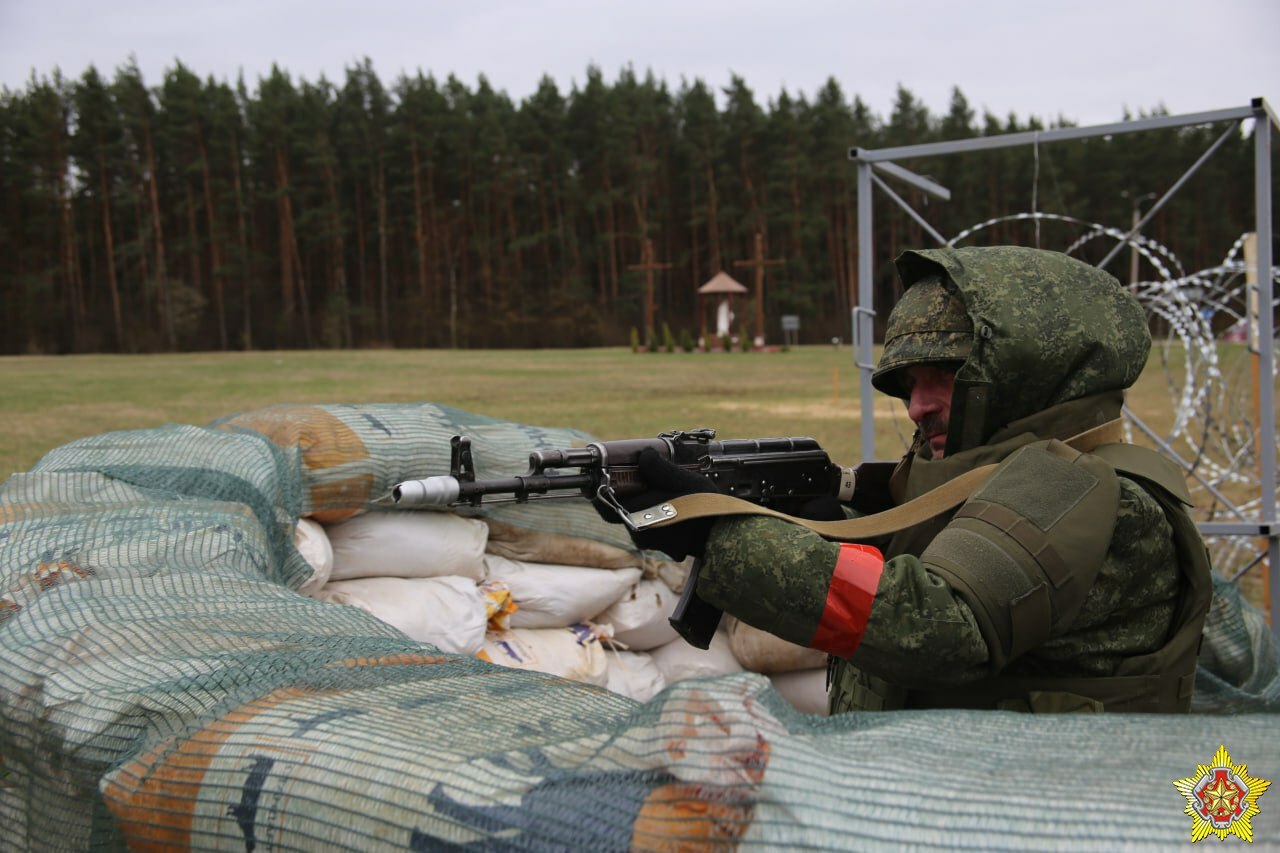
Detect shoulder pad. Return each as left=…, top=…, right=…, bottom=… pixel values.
left=919, top=440, right=1121, bottom=672
left=1089, top=443, right=1192, bottom=505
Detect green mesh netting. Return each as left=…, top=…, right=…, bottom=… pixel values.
left=1, top=402, right=1277, bottom=850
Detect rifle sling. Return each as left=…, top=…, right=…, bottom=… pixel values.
left=633, top=418, right=1124, bottom=541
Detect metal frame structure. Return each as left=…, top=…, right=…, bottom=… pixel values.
left=848, top=98, right=1278, bottom=630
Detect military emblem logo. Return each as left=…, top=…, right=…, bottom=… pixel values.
left=1174, top=744, right=1271, bottom=842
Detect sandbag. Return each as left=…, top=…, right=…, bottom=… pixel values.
left=315, top=575, right=488, bottom=655
left=478, top=624, right=610, bottom=687
left=648, top=628, right=743, bottom=682
left=482, top=516, right=641, bottom=569
left=769, top=668, right=830, bottom=716
left=594, top=578, right=681, bottom=651
left=646, top=555, right=694, bottom=591
left=292, top=517, right=334, bottom=597
left=483, top=554, right=641, bottom=629
left=8, top=402, right=1280, bottom=851
left=727, top=616, right=828, bottom=674
left=605, top=650, right=668, bottom=703
left=325, top=510, right=488, bottom=581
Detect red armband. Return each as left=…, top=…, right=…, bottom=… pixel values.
left=808, top=543, right=883, bottom=658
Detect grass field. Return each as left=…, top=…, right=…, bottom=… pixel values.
left=0, top=343, right=1266, bottom=479
left=0, top=346, right=920, bottom=479
left=1, top=343, right=1273, bottom=611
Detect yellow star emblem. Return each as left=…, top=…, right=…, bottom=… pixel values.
left=1174, top=744, right=1271, bottom=843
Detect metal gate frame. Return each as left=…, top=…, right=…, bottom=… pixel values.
left=848, top=98, right=1278, bottom=629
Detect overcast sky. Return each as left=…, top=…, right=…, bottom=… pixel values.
left=1, top=0, right=1277, bottom=129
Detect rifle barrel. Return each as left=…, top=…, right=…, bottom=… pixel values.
left=383, top=472, right=598, bottom=508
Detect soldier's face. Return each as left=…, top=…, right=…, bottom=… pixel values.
left=904, top=365, right=957, bottom=458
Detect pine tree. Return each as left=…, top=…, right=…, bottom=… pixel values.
left=71, top=66, right=127, bottom=349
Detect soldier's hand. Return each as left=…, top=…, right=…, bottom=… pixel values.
left=592, top=448, right=718, bottom=560
left=794, top=495, right=848, bottom=521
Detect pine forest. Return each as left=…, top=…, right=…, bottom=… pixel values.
left=0, top=59, right=1271, bottom=354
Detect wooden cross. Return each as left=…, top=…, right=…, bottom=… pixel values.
left=734, top=232, right=784, bottom=344
left=627, top=239, right=673, bottom=343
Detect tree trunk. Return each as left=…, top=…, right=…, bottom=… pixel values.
left=143, top=122, right=173, bottom=349
left=197, top=136, right=226, bottom=350
left=425, top=160, right=441, bottom=319
left=538, top=182, right=553, bottom=298
left=274, top=147, right=296, bottom=341
left=704, top=156, right=721, bottom=274
left=789, top=177, right=803, bottom=261
left=506, top=191, right=522, bottom=288
left=286, top=198, right=312, bottom=348
left=603, top=172, right=619, bottom=302
left=132, top=182, right=151, bottom=326
left=97, top=152, right=124, bottom=350
left=410, top=136, right=429, bottom=319
left=375, top=163, right=389, bottom=344
left=558, top=188, right=580, bottom=302
left=689, top=167, right=701, bottom=289
left=230, top=131, right=252, bottom=349
left=353, top=185, right=369, bottom=332
left=740, top=150, right=761, bottom=235
left=592, top=206, right=607, bottom=305
left=826, top=192, right=844, bottom=316
left=321, top=144, right=350, bottom=348
left=58, top=159, right=84, bottom=348
left=185, top=180, right=203, bottom=327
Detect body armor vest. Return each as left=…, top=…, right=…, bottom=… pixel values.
left=829, top=440, right=1212, bottom=714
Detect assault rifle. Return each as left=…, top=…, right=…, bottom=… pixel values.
left=377, top=429, right=859, bottom=649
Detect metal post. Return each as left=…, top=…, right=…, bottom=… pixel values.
left=856, top=159, right=876, bottom=462
left=1128, top=192, right=1157, bottom=285
left=848, top=100, right=1278, bottom=635
left=1253, top=102, right=1279, bottom=621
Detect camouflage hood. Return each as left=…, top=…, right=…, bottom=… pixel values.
left=887, top=246, right=1150, bottom=452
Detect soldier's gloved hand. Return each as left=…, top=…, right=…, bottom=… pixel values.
left=794, top=495, right=848, bottom=521
left=591, top=448, right=719, bottom=560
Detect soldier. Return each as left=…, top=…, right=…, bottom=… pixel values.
left=602, top=246, right=1213, bottom=713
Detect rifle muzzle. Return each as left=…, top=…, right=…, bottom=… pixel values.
left=378, top=476, right=460, bottom=507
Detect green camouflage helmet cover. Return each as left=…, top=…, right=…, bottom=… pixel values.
left=872, top=274, right=972, bottom=399
left=875, top=246, right=1151, bottom=446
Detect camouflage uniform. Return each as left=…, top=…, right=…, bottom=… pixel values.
left=697, top=246, right=1212, bottom=713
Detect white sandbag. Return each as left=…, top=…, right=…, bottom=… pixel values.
left=648, top=628, right=743, bottom=683
left=483, top=555, right=641, bottom=629
left=478, top=624, right=609, bottom=687
left=768, top=668, right=830, bottom=716
left=325, top=511, right=488, bottom=581
left=481, top=517, right=641, bottom=569
left=726, top=616, right=828, bottom=674
left=315, top=575, right=487, bottom=656
left=293, top=517, right=334, bottom=597
left=604, top=650, right=667, bottom=703
left=593, top=578, right=680, bottom=651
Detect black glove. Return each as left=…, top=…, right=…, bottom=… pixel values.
left=592, top=448, right=719, bottom=560
left=793, top=495, right=849, bottom=522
